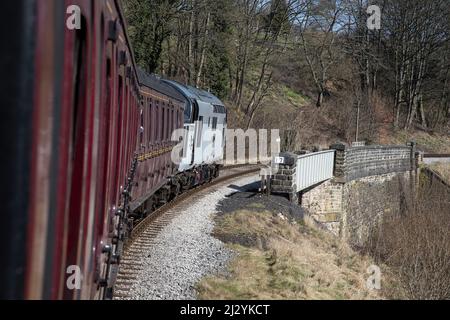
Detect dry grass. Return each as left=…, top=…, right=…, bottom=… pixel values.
left=365, top=179, right=450, bottom=300
left=386, top=130, right=450, bottom=153
left=430, top=163, right=450, bottom=183
left=197, top=210, right=391, bottom=300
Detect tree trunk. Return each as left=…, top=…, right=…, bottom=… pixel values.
left=188, top=7, right=195, bottom=85
left=196, top=12, right=211, bottom=87
left=316, top=90, right=324, bottom=108
left=418, top=95, right=426, bottom=128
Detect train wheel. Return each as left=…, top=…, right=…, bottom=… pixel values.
left=158, top=186, right=171, bottom=205
left=171, top=180, right=181, bottom=199
left=208, top=166, right=215, bottom=182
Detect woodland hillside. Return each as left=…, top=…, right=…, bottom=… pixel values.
left=123, top=0, right=450, bottom=152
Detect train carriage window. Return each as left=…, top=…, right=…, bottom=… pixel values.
left=151, top=103, right=155, bottom=144
left=165, top=106, right=168, bottom=141
left=155, top=105, right=159, bottom=142
left=70, top=23, right=87, bottom=153
left=65, top=14, right=88, bottom=299
left=116, top=75, right=124, bottom=186
left=171, top=109, right=174, bottom=139
left=167, top=107, right=171, bottom=140
left=124, top=84, right=130, bottom=154
left=167, top=107, right=170, bottom=140
left=146, top=101, right=149, bottom=144
left=165, top=107, right=169, bottom=141
left=212, top=117, right=218, bottom=130
left=148, top=100, right=152, bottom=144
left=161, top=104, right=164, bottom=142
left=163, top=106, right=167, bottom=141
left=165, top=107, right=168, bottom=141
left=144, top=100, right=147, bottom=144
left=161, top=104, right=165, bottom=142
left=140, top=108, right=144, bottom=146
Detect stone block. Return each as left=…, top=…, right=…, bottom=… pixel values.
left=317, top=213, right=341, bottom=223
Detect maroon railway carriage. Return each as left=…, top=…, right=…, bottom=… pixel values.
left=0, top=0, right=185, bottom=300
left=132, top=69, right=186, bottom=216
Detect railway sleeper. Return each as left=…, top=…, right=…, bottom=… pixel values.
left=111, top=164, right=223, bottom=296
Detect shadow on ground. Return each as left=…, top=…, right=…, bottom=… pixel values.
left=219, top=181, right=304, bottom=221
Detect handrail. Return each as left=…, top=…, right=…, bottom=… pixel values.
left=423, top=154, right=450, bottom=158
left=297, top=150, right=335, bottom=160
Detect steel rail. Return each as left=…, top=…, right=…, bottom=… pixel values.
left=112, top=164, right=261, bottom=299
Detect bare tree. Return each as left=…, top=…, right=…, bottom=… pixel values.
left=293, top=0, right=346, bottom=107
left=245, top=0, right=299, bottom=129
left=382, top=0, right=449, bottom=129
left=231, top=0, right=262, bottom=109
left=366, top=176, right=450, bottom=299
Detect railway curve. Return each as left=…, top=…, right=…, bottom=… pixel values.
left=112, top=165, right=262, bottom=299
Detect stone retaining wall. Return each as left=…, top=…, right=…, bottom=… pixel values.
left=331, top=143, right=416, bottom=182
left=278, top=143, right=418, bottom=246
left=301, top=172, right=412, bottom=243
left=271, top=152, right=299, bottom=202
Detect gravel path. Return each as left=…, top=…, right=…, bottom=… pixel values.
left=126, top=174, right=259, bottom=300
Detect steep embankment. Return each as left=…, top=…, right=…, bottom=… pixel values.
left=196, top=192, right=398, bottom=300
left=430, top=163, right=450, bottom=183
left=227, top=60, right=450, bottom=154
left=385, top=130, right=450, bottom=154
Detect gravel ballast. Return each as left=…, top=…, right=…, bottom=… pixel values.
left=126, top=175, right=259, bottom=300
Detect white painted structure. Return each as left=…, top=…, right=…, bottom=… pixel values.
left=273, top=150, right=336, bottom=193
left=295, top=150, right=335, bottom=192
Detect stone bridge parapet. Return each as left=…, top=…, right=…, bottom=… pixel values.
left=330, top=142, right=417, bottom=183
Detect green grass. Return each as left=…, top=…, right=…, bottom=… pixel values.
left=282, top=86, right=310, bottom=108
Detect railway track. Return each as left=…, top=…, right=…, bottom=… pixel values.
left=112, top=164, right=262, bottom=299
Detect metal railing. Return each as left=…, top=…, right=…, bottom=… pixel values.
left=295, top=150, right=335, bottom=192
